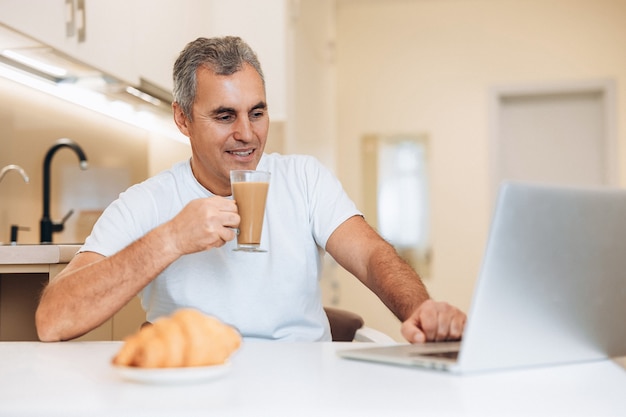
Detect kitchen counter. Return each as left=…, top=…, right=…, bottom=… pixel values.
left=0, top=341, right=624, bottom=417
left=0, top=245, right=80, bottom=341
left=0, top=243, right=145, bottom=342
left=0, top=244, right=81, bottom=265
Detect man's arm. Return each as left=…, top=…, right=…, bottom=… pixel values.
left=36, top=197, right=239, bottom=342
left=325, top=215, right=465, bottom=343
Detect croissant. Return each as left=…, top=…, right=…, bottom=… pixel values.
left=112, top=308, right=241, bottom=368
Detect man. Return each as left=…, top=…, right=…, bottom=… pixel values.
left=36, top=36, right=466, bottom=343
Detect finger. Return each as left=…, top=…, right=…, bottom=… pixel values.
left=412, top=328, right=427, bottom=344
left=403, top=300, right=437, bottom=342
left=434, top=305, right=466, bottom=341
left=448, top=313, right=466, bottom=340
left=223, top=213, right=241, bottom=230
left=435, top=318, right=449, bottom=342
left=220, top=199, right=238, bottom=212
left=217, top=197, right=238, bottom=213
left=418, top=306, right=439, bottom=341
left=202, top=196, right=238, bottom=212
left=435, top=303, right=457, bottom=341
left=224, top=227, right=237, bottom=242
left=401, top=319, right=426, bottom=344
left=216, top=225, right=238, bottom=244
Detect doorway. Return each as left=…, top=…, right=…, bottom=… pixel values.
left=490, top=80, right=617, bottom=199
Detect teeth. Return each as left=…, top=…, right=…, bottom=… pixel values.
left=231, top=150, right=253, bottom=156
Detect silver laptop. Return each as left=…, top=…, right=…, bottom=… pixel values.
left=339, top=181, right=626, bottom=374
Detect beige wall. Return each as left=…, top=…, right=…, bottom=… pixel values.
left=330, top=0, right=626, bottom=340
left=286, top=0, right=337, bottom=169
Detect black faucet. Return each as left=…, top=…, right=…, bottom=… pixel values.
left=40, top=138, right=89, bottom=243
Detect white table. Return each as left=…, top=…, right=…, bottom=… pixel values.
left=0, top=341, right=624, bottom=417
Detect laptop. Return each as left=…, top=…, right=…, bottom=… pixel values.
left=339, top=181, right=626, bottom=374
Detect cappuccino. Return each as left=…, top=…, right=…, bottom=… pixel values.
left=230, top=170, right=271, bottom=252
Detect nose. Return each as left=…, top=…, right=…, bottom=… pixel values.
left=233, top=116, right=253, bottom=142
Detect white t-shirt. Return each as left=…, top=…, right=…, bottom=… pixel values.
left=81, top=153, right=361, bottom=341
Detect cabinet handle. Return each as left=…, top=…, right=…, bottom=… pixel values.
left=76, top=0, right=86, bottom=43
left=65, top=0, right=75, bottom=38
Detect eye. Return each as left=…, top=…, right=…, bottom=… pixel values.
left=216, top=113, right=235, bottom=123
left=250, top=109, right=266, bottom=119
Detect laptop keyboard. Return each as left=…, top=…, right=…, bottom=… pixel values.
left=411, top=350, right=459, bottom=360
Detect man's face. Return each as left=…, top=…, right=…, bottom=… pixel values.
left=173, top=63, right=269, bottom=196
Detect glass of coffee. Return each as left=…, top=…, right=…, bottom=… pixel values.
left=230, top=170, right=271, bottom=252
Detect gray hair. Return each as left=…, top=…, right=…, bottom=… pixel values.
left=172, top=36, right=265, bottom=120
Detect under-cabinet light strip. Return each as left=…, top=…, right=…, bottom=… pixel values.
left=0, top=62, right=186, bottom=143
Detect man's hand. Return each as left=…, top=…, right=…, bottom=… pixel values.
left=166, top=197, right=240, bottom=255
left=400, top=299, right=466, bottom=343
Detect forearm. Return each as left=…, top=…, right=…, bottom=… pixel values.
left=327, top=216, right=431, bottom=322
left=36, top=222, right=181, bottom=341
left=365, top=242, right=431, bottom=321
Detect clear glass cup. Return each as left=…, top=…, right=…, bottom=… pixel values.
left=230, top=170, right=271, bottom=252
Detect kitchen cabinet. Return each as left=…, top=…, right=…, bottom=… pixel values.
left=132, top=0, right=213, bottom=92
left=0, top=0, right=202, bottom=89
left=0, top=0, right=137, bottom=84
left=68, top=0, right=137, bottom=84
left=0, top=245, right=144, bottom=341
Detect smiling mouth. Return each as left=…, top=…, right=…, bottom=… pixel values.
left=228, top=149, right=254, bottom=157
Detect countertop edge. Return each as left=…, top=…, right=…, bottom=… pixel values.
left=0, top=244, right=82, bottom=265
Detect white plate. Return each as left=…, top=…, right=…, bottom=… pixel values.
left=113, top=361, right=231, bottom=384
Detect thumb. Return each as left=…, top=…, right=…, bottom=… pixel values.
left=401, top=318, right=427, bottom=344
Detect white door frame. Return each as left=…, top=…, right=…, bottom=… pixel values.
left=489, top=79, right=618, bottom=200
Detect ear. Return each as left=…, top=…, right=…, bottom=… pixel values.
left=172, top=102, right=191, bottom=137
